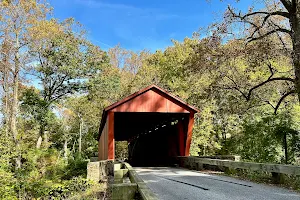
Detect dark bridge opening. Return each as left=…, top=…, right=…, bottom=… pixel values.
left=114, top=112, right=189, bottom=166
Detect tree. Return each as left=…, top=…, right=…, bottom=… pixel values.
left=19, top=86, right=51, bottom=148
left=64, top=97, right=88, bottom=156
left=0, top=0, right=51, bottom=168
left=0, top=30, right=12, bottom=135
left=224, top=0, right=300, bottom=113
left=32, top=19, right=109, bottom=148
left=107, top=45, right=150, bottom=97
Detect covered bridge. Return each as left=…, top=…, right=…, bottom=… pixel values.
left=98, top=85, right=199, bottom=166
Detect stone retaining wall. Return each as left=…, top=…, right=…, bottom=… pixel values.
left=87, top=160, right=114, bottom=183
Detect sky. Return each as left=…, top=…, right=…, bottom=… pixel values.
left=47, top=0, right=254, bottom=52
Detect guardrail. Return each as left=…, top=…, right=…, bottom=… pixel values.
left=121, top=162, right=158, bottom=200
left=198, top=155, right=241, bottom=161
left=177, top=156, right=300, bottom=183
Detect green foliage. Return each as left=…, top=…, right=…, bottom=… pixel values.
left=63, top=154, right=89, bottom=180
left=190, top=107, right=221, bottom=156
left=230, top=116, right=283, bottom=163
left=0, top=133, right=18, bottom=199
left=115, top=141, right=128, bottom=160
left=46, top=177, right=92, bottom=199
left=17, top=176, right=92, bottom=199
left=5, top=147, right=91, bottom=199
left=226, top=112, right=300, bottom=164
left=20, top=87, right=53, bottom=128
left=0, top=168, right=17, bottom=200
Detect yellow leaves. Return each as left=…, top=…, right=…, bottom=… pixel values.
left=20, top=0, right=37, bottom=12
left=28, top=19, right=63, bottom=42
left=290, top=104, right=300, bottom=129
left=195, top=75, right=213, bottom=89
left=63, top=108, right=74, bottom=118
left=0, top=0, right=11, bottom=7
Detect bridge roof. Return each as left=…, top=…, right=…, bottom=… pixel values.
left=98, top=84, right=199, bottom=139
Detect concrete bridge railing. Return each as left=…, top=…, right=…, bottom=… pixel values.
left=176, top=156, right=300, bottom=183
left=87, top=160, right=158, bottom=200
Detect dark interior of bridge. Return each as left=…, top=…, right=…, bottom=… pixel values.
left=114, top=112, right=190, bottom=166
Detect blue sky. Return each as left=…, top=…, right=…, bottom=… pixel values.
left=48, top=0, right=253, bottom=51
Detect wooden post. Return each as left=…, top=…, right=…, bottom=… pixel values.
left=185, top=113, right=195, bottom=156
left=108, top=112, right=115, bottom=160
left=178, top=121, right=185, bottom=156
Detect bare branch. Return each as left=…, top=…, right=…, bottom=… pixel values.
left=227, top=6, right=292, bottom=43
left=228, top=7, right=259, bottom=28
left=247, top=28, right=292, bottom=42
left=243, top=11, right=290, bottom=19
left=224, top=67, right=294, bottom=102
left=227, top=7, right=290, bottom=28
left=247, top=77, right=294, bottom=100
left=267, top=63, right=274, bottom=79
left=48, top=75, right=68, bottom=101
left=265, top=100, right=276, bottom=110
left=223, top=75, right=248, bottom=99
left=275, top=90, right=295, bottom=114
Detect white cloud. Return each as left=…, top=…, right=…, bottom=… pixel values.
left=75, top=0, right=138, bottom=10
left=75, top=0, right=179, bottom=21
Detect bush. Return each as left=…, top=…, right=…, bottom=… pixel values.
left=0, top=169, right=17, bottom=200
left=63, top=154, right=89, bottom=179
left=17, top=177, right=92, bottom=199
left=47, top=177, right=92, bottom=199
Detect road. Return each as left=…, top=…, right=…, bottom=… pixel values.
left=134, top=167, right=300, bottom=200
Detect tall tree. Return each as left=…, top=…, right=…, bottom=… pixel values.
left=32, top=19, right=108, bottom=148
left=0, top=0, right=51, bottom=168
left=0, top=30, right=11, bottom=135
left=224, top=0, right=300, bottom=112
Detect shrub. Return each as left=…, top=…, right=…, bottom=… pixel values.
left=63, top=154, right=89, bottom=179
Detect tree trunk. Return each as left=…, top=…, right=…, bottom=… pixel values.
left=10, top=36, right=20, bottom=169
left=290, top=1, right=300, bottom=101
left=36, top=124, right=47, bottom=149
left=78, top=117, right=83, bottom=154
left=44, top=130, right=49, bottom=148
left=36, top=104, right=50, bottom=149
left=64, top=139, right=68, bottom=159
left=36, top=126, right=43, bottom=149
left=283, top=132, right=288, bottom=164
left=36, top=136, right=42, bottom=149
left=3, top=68, right=9, bottom=135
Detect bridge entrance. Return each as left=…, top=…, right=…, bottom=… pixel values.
left=115, top=112, right=189, bottom=166
left=97, top=85, right=198, bottom=166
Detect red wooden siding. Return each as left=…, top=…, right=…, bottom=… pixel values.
left=111, top=89, right=189, bottom=113
left=107, top=112, right=114, bottom=160
left=98, top=116, right=108, bottom=160
left=185, top=113, right=195, bottom=156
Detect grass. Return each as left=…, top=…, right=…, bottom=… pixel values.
left=68, top=183, right=108, bottom=200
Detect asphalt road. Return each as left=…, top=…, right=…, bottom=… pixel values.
left=134, top=167, right=300, bottom=200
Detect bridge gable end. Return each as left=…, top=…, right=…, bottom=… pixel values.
left=111, top=88, right=190, bottom=113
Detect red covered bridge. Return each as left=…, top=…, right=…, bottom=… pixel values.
left=98, top=85, right=199, bottom=166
